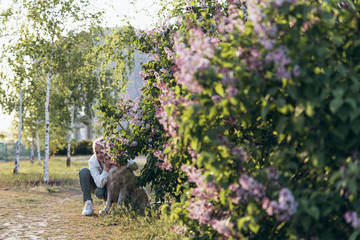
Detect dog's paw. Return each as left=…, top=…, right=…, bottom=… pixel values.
left=99, top=209, right=108, bottom=215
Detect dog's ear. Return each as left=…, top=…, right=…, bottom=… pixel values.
left=127, top=160, right=138, bottom=171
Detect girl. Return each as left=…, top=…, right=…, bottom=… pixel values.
left=79, top=138, right=114, bottom=216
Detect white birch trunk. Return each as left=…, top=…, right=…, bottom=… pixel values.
left=44, top=72, right=51, bottom=183
left=66, top=106, right=74, bottom=167
left=36, top=128, right=41, bottom=164
left=30, top=137, right=34, bottom=164
left=14, top=88, right=23, bottom=174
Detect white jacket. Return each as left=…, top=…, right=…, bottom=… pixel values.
left=88, top=154, right=108, bottom=188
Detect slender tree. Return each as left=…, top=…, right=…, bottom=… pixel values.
left=1, top=0, right=102, bottom=181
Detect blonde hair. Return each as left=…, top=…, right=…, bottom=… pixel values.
left=92, top=137, right=104, bottom=153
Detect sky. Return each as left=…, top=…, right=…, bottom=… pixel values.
left=0, top=0, right=161, bottom=133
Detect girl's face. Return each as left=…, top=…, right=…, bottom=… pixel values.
left=94, top=144, right=105, bottom=162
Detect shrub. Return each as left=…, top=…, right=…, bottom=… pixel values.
left=98, top=0, right=360, bottom=239
left=73, top=139, right=93, bottom=155
left=55, top=139, right=93, bottom=156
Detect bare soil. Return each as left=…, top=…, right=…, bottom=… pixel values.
left=0, top=183, right=125, bottom=240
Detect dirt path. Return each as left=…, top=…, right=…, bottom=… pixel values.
left=0, top=184, right=123, bottom=240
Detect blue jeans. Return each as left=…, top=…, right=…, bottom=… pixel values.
left=79, top=167, right=107, bottom=202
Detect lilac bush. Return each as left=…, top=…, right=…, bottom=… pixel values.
left=98, top=0, right=360, bottom=238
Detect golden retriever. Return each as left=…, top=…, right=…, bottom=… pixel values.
left=99, top=160, right=149, bottom=215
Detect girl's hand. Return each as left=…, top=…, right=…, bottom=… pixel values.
left=104, top=159, right=113, bottom=172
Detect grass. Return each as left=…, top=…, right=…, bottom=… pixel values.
left=0, top=155, right=90, bottom=186
left=0, top=155, right=182, bottom=240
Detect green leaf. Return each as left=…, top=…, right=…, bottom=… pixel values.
left=332, top=88, right=345, bottom=99
left=249, top=219, right=260, bottom=234
left=349, top=230, right=360, bottom=240
left=220, top=190, right=226, bottom=205
left=350, top=118, right=360, bottom=134
left=311, top=152, right=324, bottom=168
left=329, top=98, right=343, bottom=113
left=237, top=217, right=249, bottom=231
left=215, top=83, right=225, bottom=97
left=307, top=206, right=320, bottom=221
left=293, top=115, right=305, bottom=132
left=305, top=102, right=314, bottom=117
left=275, top=98, right=286, bottom=108
left=347, top=179, right=357, bottom=194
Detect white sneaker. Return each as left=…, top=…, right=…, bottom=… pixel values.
left=82, top=200, right=94, bottom=216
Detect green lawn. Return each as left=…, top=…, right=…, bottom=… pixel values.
left=0, top=155, right=90, bottom=186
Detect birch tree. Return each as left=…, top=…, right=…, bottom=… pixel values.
left=1, top=0, right=102, bottom=182
left=58, top=30, right=101, bottom=167
left=1, top=43, right=32, bottom=174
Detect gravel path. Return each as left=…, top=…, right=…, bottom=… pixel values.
left=0, top=185, right=121, bottom=240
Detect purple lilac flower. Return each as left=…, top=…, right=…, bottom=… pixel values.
left=130, top=141, right=138, bottom=147
left=187, top=145, right=199, bottom=162
left=187, top=199, right=214, bottom=224
left=232, top=147, right=249, bottom=161
left=266, top=47, right=292, bottom=80
left=171, top=226, right=187, bottom=235
left=139, top=71, right=149, bottom=79
left=210, top=218, right=232, bottom=238
left=216, top=3, right=245, bottom=34
left=94, top=120, right=103, bottom=126
left=344, top=211, right=360, bottom=229
left=293, top=65, right=301, bottom=77
left=262, top=188, right=298, bottom=221
left=229, top=175, right=264, bottom=204
left=180, top=165, right=205, bottom=187
left=173, top=28, right=216, bottom=93
left=226, top=86, right=239, bottom=98
left=274, top=0, right=298, bottom=7
left=212, top=95, right=222, bottom=103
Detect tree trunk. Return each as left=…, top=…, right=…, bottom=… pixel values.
left=14, top=88, right=23, bottom=174
left=44, top=72, right=51, bottom=183
left=36, top=128, right=41, bottom=164
left=30, top=137, right=34, bottom=164
left=66, top=106, right=74, bottom=167
left=66, top=134, right=71, bottom=167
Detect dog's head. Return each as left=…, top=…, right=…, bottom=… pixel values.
left=126, top=159, right=138, bottom=171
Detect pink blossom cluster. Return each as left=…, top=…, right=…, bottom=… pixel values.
left=180, top=164, right=219, bottom=200
left=139, top=71, right=149, bottom=79
left=164, top=46, right=175, bottom=60
left=216, top=3, right=246, bottom=34
left=187, top=198, right=214, bottom=224
left=187, top=145, right=199, bottom=162
left=274, top=0, right=298, bottom=7
left=232, top=146, right=249, bottom=161
left=155, top=81, right=179, bottom=138
left=114, top=96, right=148, bottom=131
left=94, top=120, right=104, bottom=126
left=262, top=188, right=298, bottom=221
left=180, top=164, right=237, bottom=238
left=265, top=47, right=292, bottom=80
left=267, top=166, right=279, bottom=182
left=173, top=28, right=216, bottom=93
left=115, top=136, right=130, bottom=145
left=344, top=211, right=360, bottom=229
left=153, top=149, right=172, bottom=171
left=229, top=174, right=265, bottom=204
left=240, top=46, right=264, bottom=72
left=246, top=0, right=301, bottom=80
left=180, top=165, right=205, bottom=187
left=171, top=225, right=187, bottom=235
left=210, top=218, right=232, bottom=238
